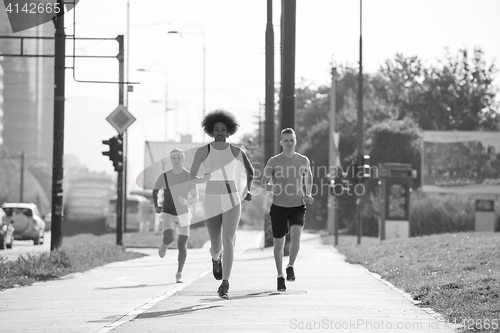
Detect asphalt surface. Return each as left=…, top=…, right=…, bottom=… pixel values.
left=1, top=229, right=459, bottom=333
left=0, top=231, right=51, bottom=261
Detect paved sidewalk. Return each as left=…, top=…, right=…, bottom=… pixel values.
left=0, top=229, right=457, bottom=333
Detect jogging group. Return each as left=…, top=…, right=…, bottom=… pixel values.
left=152, top=109, right=314, bottom=300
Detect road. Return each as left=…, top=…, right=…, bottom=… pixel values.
left=0, top=231, right=51, bottom=261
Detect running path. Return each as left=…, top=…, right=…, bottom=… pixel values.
left=111, top=236, right=457, bottom=333
left=0, top=229, right=265, bottom=333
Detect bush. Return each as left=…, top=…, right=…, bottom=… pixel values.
left=343, top=189, right=496, bottom=238
left=410, top=191, right=475, bottom=235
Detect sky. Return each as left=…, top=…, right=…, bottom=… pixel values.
left=15, top=0, right=500, bottom=191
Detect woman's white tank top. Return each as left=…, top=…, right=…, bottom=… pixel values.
left=203, top=144, right=238, bottom=181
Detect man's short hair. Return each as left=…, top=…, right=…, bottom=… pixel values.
left=280, top=128, right=296, bottom=139
left=170, top=148, right=184, bottom=156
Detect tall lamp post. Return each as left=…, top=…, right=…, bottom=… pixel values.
left=168, top=24, right=206, bottom=140
left=137, top=66, right=171, bottom=141
left=357, top=0, right=364, bottom=245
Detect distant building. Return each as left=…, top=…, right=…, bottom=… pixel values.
left=0, top=60, right=4, bottom=146
left=180, top=134, right=193, bottom=143
left=0, top=5, right=54, bottom=165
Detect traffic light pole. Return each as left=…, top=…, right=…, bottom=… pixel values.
left=116, top=162, right=123, bottom=246
left=116, top=35, right=125, bottom=246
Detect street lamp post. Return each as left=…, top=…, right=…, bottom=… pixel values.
left=137, top=66, right=171, bottom=141
left=168, top=24, right=206, bottom=139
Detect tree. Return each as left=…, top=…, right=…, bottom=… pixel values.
left=367, top=118, right=421, bottom=187
left=374, top=47, right=500, bottom=131
left=422, top=47, right=500, bottom=130
left=373, top=54, right=426, bottom=121
left=27, top=160, right=52, bottom=203
left=240, top=48, right=500, bottom=234
left=0, top=147, right=50, bottom=212
left=0, top=148, right=21, bottom=204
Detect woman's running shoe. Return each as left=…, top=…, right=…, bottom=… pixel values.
left=212, top=253, right=223, bottom=280
left=218, top=280, right=230, bottom=299
left=277, top=277, right=286, bottom=291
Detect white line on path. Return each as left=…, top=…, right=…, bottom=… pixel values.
left=94, top=249, right=247, bottom=333
left=93, top=269, right=212, bottom=333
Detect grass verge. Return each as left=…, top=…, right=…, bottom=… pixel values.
left=324, top=232, right=500, bottom=333
left=0, top=226, right=210, bottom=291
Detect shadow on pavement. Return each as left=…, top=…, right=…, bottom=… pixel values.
left=198, top=289, right=307, bottom=302
left=135, top=304, right=223, bottom=319
left=94, top=282, right=176, bottom=290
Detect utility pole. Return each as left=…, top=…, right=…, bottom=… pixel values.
left=19, top=151, right=24, bottom=202
left=280, top=0, right=296, bottom=255
left=280, top=0, right=296, bottom=130
left=265, top=0, right=275, bottom=164
left=51, top=0, right=65, bottom=251
left=264, top=0, right=275, bottom=248
left=124, top=0, right=130, bottom=235
left=328, top=67, right=338, bottom=245
left=356, top=0, right=364, bottom=245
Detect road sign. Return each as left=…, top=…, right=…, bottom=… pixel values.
left=106, top=105, right=136, bottom=134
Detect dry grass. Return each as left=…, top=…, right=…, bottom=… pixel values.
left=0, top=226, right=210, bottom=290
left=326, top=232, right=500, bottom=332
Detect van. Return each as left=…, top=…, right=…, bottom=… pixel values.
left=106, top=195, right=155, bottom=232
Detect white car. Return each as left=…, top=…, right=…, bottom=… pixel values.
left=1, top=203, right=46, bottom=245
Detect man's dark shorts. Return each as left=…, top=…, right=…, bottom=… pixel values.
left=269, top=204, right=306, bottom=238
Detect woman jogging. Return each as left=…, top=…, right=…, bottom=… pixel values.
left=190, top=109, right=254, bottom=299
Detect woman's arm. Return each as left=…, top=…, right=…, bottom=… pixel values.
left=189, top=145, right=210, bottom=183
left=234, top=145, right=254, bottom=201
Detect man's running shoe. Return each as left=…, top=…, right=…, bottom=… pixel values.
left=218, top=280, right=230, bottom=299
left=212, top=254, right=223, bottom=280
left=175, top=272, right=184, bottom=283
left=286, top=266, right=295, bottom=281
left=277, top=277, right=286, bottom=291
left=158, top=242, right=168, bottom=258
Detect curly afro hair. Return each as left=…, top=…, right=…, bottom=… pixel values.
left=201, top=109, right=240, bottom=137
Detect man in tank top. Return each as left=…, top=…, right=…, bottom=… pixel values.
left=152, top=149, right=201, bottom=283
left=262, top=128, right=314, bottom=292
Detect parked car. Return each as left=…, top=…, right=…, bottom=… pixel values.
left=1, top=203, right=46, bottom=245
left=0, top=207, right=14, bottom=249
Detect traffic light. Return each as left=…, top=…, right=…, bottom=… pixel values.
left=112, top=135, right=123, bottom=172
left=351, top=154, right=371, bottom=183
left=361, top=154, right=371, bottom=181
left=102, top=135, right=123, bottom=172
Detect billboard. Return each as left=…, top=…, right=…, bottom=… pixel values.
left=136, top=141, right=206, bottom=190
left=422, top=131, right=500, bottom=193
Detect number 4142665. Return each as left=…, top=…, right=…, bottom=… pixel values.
left=450, top=319, right=499, bottom=330
left=5, top=2, right=61, bottom=14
